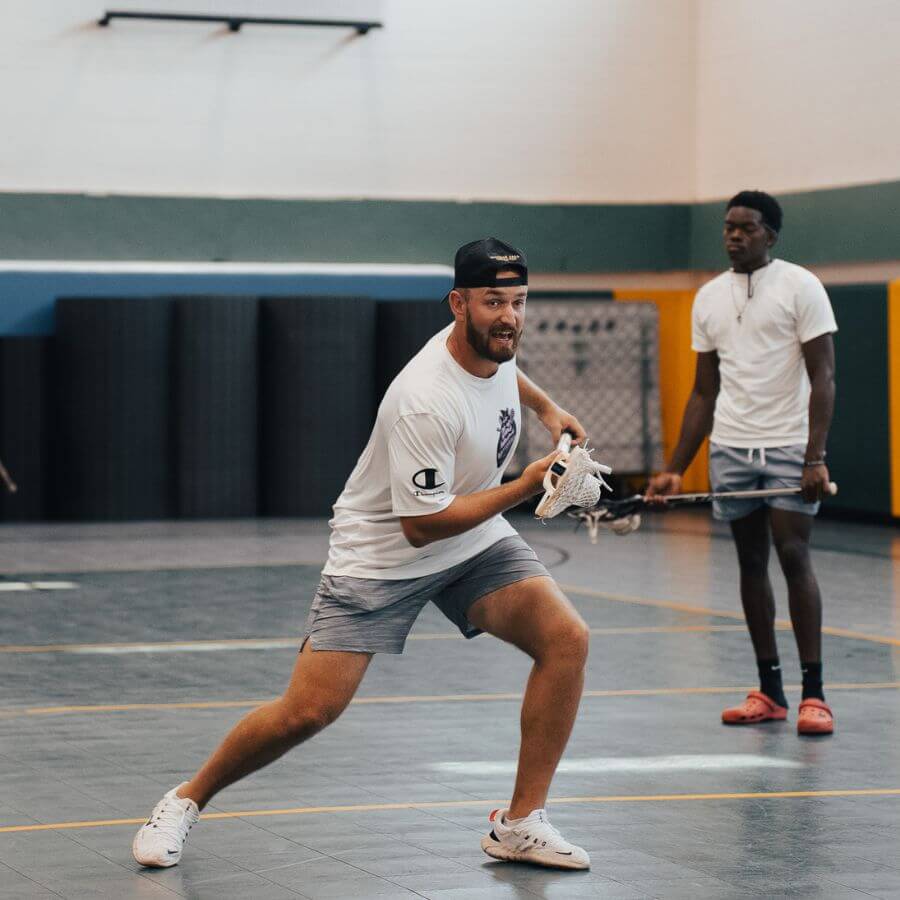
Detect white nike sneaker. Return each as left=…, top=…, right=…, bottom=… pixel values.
left=132, top=783, right=200, bottom=868
left=481, top=807, right=590, bottom=870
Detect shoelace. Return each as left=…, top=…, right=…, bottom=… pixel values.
left=509, top=815, right=565, bottom=852
left=147, top=799, right=194, bottom=848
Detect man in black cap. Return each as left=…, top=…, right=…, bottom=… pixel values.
left=133, top=238, right=595, bottom=871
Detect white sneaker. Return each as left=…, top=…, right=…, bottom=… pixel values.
left=132, top=783, right=200, bottom=868
left=481, top=807, right=590, bottom=870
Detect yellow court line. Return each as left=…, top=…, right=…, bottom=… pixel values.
left=2, top=788, right=899, bottom=834
left=3, top=681, right=899, bottom=718
left=561, top=584, right=900, bottom=648
left=0, top=624, right=755, bottom=655
left=4, top=592, right=895, bottom=656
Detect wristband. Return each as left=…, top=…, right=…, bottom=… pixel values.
left=803, top=459, right=826, bottom=468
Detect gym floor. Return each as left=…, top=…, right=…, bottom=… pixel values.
left=0, top=511, right=898, bottom=899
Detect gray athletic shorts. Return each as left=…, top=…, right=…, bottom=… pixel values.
left=302, top=535, right=550, bottom=654
left=709, top=442, right=820, bottom=521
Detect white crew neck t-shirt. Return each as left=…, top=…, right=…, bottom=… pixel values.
left=323, top=324, right=521, bottom=580
left=691, top=259, right=837, bottom=448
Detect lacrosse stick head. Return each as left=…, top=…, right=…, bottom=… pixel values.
left=534, top=446, right=612, bottom=519
left=569, top=507, right=642, bottom=543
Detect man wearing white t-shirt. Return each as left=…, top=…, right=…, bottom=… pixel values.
left=133, top=238, right=597, bottom=871
left=647, top=191, right=837, bottom=736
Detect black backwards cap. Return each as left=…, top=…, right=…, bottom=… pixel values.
left=444, top=238, right=528, bottom=300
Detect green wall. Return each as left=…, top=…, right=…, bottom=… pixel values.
left=691, top=181, right=900, bottom=270
left=0, top=194, right=688, bottom=272
left=825, top=284, right=891, bottom=517
left=1, top=180, right=897, bottom=271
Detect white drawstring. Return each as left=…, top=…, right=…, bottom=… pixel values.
left=746, top=447, right=767, bottom=467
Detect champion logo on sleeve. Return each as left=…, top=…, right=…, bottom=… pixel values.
left=412, top=468, right=446, bottom=496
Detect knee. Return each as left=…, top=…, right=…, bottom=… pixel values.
left=539, top=616, right=590, bottom=668
left=775, top=539, right=810, bottom=580
left=736, top=549, right=769, bottom=579
left=277, top=699, right=344, bottom=742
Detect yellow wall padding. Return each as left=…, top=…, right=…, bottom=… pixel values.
left=614, top=290, right=709, bottom=493
left=889, top=279, right=900, bottom=517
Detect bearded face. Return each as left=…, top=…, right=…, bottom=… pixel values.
left=464, top=307, right=522, bottom=363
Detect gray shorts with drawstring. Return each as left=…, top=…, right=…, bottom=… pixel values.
left=709, top=442, right=820, bottom=521
left=302, top=535, right=550, bottom=654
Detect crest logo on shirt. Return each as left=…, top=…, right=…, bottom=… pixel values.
left=412, top=468, right=446, bottom=496
left=496, top=408, right=517, bottom=466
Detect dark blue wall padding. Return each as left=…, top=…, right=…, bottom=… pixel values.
left=0, top=338, right=50, bottom=521
left=260, top=296, right=377, bottom=516
left=375, top=300, right=452, bottom=401
left=827, top=284, right=890, bottom=516
left=0, top=264, right=452, bottom=337
left=174, top=297, right=259, bottom=517
left=54, top=297, right=174, bottom=520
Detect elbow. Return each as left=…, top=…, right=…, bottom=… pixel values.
left=691, top=390, right=716, bottom=417
left=400, top=520, right=430, bottom=548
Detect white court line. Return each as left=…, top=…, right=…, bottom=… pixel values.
left=65, top=639, right=298, bottom=654
left=431, top=754, right=803, bottom=776
left=0, top=582, right=78, bottom=592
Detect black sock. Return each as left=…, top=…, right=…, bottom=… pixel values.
left=757, top=658, right=787, bottom=707
left=801, top=661, right=824, bottom=701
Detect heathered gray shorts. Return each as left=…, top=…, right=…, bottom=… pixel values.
left=302, top=534, right=550, bottom=654
left=709, top=442, right=820, bottom=521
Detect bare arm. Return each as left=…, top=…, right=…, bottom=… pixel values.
left=516, top=368, right=587, bottom=445
left=668, top=351, right=720, bottom=474
left=800, top=332, right=835, bottom=500
left=646, top=351, right=719, bottom=496
left=400, top=448, right=559, bottom=547
left=516, top=368, right=554, bottom=415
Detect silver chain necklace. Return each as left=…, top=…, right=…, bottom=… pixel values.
left=729, top=261, right=772, bottom=324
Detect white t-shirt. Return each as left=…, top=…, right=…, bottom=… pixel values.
left=323, top=324, right=521, bottom=579
left=691, top=259, right=837, bottom=448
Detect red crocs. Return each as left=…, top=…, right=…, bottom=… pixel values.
left=721, top=690, right=788, bottom=725
left=797, top=698, right=834, bottom=735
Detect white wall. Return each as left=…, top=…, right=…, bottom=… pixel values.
left=0, top=0, right=696, bottom=203
left=695, top=0, right=900, bottom=199
left=4, top=1, right=898, bottom=205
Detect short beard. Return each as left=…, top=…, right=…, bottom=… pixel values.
left=465, top=310, right=520, bottom=363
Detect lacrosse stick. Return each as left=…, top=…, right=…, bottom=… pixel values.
left=0, top=458, right=16, bottom=494
left=534, top=432, right=612, bottom=519
left=569, top=483, right=839, bottom=543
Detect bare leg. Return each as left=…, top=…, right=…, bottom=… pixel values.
left=729, top=507, right=778, bottom=660
left=467, top=576, right=589, bottom=820
left=769, top=508, right=822, bottom=663
left=180, top=642, right=371, bottom=809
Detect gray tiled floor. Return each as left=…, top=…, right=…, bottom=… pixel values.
left=1, top=512, right=898, bottom=899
